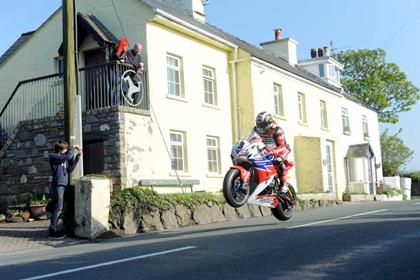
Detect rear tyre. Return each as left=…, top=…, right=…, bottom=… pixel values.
left=223, top=169, right=249, bottom=208
left=271, top=183, right=297, bottom=221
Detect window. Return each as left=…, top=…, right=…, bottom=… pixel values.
left=56, top=57, right=64, bottom=78
left=335, top=67, right=341, bottom=82
left=206, top=136, right=221, bottom=174
left=341, top=108, right=350, bottom=133
left=203, top=67, right=217, bottom=105
left=328, top=64, right=335, bottom=79
left=170, top=131, right=187, bottom=172
left=320, top=100, right=328, bottom=129
left=273, top=83, right=284, bottom=117
left=167, top=54, right=183, bottom=97
left=297, top=92, right=307, bottom=123
left=319, top=64, right=325, bottom=77
left=362, top=115, right=369, bottom=139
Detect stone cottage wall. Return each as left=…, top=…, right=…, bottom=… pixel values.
left=0, top=107, right=130, bottom=212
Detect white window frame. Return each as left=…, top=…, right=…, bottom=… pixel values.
left=320, top=100, right=328, bottom=129
left=297, top=92, right=307, bottom=123
left=170, top=130, right=187, bottom=172
left=166, top=54, right=183, bottom=97
left=206, top=136, right=221, bottom=174
left=362, top=115, right=369, bottom=139
left=273, top=83, right=284, bottom=117
left=341, top=108, right=351, bottom=133
left=55, top=56, right=64, bottom=78
left=203, top=66, right=217, bottom=105
left=328, top=64, right=335, bottom=79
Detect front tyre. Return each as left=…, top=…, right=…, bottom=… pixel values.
left=223, top=169, right=249, bottom=208
left=271, top=183, right=297, bottom=221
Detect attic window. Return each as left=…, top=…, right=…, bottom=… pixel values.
left=319, top=64, right=325, bottom=77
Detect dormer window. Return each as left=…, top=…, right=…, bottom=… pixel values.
left=327, top=64, right=340, bottom=82
left=319, top=64, right=325, bottom=77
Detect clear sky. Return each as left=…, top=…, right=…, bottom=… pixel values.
left=1, top=0, right=419, bottom=171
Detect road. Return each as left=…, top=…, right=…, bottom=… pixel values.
left=1, top=201, right=420, bottom=280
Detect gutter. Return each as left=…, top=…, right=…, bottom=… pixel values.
left=153, top=8, right=236, bottom=49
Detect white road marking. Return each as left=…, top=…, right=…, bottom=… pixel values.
left=414, top=202, right=420, bottom=205
left=287, top=209, right=388, bottom=229
left=21, top=246, right=196, bottom=280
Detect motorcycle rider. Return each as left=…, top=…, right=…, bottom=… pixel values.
left=252, top=111, right=294, bottom=193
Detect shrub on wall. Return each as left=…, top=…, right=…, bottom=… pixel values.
left=404, top=172, right=420, bottom=182
left=110, top=186, right=224, bottom=213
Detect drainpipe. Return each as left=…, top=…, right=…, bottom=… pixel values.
left=229, top=46, right=240, bottom=142
left=228, top=48, right=252, bottom=142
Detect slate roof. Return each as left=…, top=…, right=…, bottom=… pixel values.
left=58, top=13, right=119, bottom=55
left=0, top=31, right=35, bottom=67
left=347, top=143, right=375, bottom=157
left=78, top=13, right=118, bottom=45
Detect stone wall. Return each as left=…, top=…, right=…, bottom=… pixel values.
left=0, top=107, right=130, bottom=212
left=110, top=199, right=340, bottom=235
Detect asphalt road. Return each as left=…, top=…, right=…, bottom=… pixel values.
left=1, top=200, right=420, bottom=280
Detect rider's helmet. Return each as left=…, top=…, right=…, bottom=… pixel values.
left=255, top=111, right=273, bottom=133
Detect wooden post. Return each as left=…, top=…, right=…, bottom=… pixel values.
left=62, top=0, right=82, bottom=235
left=62, top=0, right=82, bottom=184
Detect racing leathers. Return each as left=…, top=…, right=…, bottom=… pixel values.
left=251, top=120, right=294, bottom=185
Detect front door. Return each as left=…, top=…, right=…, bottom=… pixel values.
left=325, top=141, right=335, bottom=192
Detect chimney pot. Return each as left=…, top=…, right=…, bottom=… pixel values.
left=274, top=28, right=283, bottom=41
left=323, top=46, right=330, bottom=56
left=318, top=48, right=324, bottom=57
left=310, top=48, right=317, bottom=58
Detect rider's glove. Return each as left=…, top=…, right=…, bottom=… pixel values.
left=274, top=156, right=285, bottom=170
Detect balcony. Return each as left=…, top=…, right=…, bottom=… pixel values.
left=0, top=61, right=149, bottom=149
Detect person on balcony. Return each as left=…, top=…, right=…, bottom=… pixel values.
left=107, top=37, right=129, bottom=106
left=110, top=37, right=129, bottom=63
left=126, top=42, right=144, bottom=74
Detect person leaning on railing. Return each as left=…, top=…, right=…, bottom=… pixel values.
left=106, top=37, right=129, bottom=106
left=110, top=37, right=129, bottom=63
left=126, top=42, right=145, bottom=74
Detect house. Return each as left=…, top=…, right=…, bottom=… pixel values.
left=0, top=0, right=382, bottom=210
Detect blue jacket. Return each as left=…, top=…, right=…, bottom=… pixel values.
left=49, top=148, right=80, bottom=187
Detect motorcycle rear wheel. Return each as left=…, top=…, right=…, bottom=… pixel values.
left=271, top=183, right=297, bottom=221
left=223, top=169, right=249, bottom=208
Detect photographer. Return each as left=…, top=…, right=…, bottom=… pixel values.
left=48, top=140, right=82, bottom=239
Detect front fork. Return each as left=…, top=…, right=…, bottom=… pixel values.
left=230, top=165, right=252, bottom=192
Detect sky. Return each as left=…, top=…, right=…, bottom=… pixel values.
left=0, top=0, right=419, bottom=171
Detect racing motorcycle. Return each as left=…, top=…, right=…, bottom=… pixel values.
left=223, top=134, right=297, bottom=221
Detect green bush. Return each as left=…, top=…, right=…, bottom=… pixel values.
left=110, top=186, right=224, bottom=213
left=404, top=172, right=420, bottom=182
left=342, top=188, right=351, bottom=201
left=382, top=188, right=401, bottom=198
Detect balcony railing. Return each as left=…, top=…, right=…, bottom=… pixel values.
left=0, top=61, right=149, bottom=149
left=79, top=62, right=148, bottom=110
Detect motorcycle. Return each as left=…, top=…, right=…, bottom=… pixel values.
left=223, top=133, right=297, bottom=221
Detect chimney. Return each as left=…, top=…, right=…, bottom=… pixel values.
left=159, top=0, right=206, bottom=22
left=260, top=28, right=298, bottom=66
left=310, top=48, right=317, bottom=58
left=323, top=46, right=330, bottom=56
left=317, top=48, right=324, bottom=57
left=274, top=28, right=282, bottom=41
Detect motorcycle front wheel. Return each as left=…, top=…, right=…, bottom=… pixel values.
left=271, top=183, right=297, bottom=221
left=223, top=169, right=249, bottom=208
